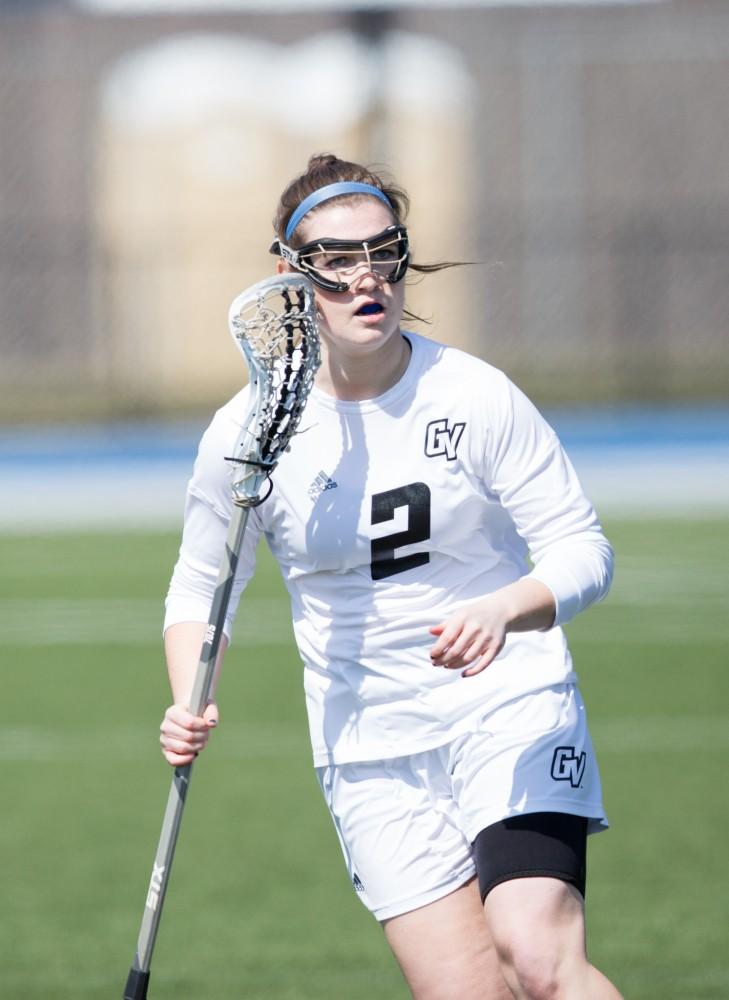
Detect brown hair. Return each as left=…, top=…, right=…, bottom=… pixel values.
left=273, top=153, right=464, bottom=297
left=274, top=153, right=409, bottom=246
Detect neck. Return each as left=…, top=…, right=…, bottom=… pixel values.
left=316, top=333, right=412, bottom=402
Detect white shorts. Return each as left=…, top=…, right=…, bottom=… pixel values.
left=315, top=683, right=607, bottom=920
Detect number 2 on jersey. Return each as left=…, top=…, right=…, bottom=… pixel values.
left=370, top=482, right=431, bottom=580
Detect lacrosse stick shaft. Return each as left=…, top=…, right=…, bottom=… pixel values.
left=123, top=499, right=255, bottom=1000
left=124, top=272, right=319, bottom=999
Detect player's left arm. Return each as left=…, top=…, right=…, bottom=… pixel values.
left=430, top=373, right=613, bottom=676
left=429, top=577, right=555, bottom=676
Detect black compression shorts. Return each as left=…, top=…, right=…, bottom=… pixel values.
left=473, top=811, right=588, bottom=903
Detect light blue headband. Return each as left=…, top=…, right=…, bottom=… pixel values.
left=284, top=182, right=393, bottom=242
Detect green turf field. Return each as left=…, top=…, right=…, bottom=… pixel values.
left=1, top=518, right=727, bottom=999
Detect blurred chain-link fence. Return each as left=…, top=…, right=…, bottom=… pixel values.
left=1, top=0, right=727, bottom=422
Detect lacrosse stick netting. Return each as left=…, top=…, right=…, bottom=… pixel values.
left=227, top=273, right=320, bottom=506
left=123, top=274, right=320, bottom=1000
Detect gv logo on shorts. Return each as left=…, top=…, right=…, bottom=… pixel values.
left=551, top=746, right=586, bottom=788
left=424, top=419, right=466, bottom=461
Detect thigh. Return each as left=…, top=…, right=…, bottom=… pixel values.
left=316, top=751, right=476, bottom=921
left=384, top=877, right=514, bottom=1000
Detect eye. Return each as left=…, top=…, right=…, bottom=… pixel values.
left=305, top=252, right=349, bottom=271
left=372, top=247, right=398, bottom=262
left=322, top=255, right=350, bottom=269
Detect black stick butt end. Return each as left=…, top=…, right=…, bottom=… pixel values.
left=123, top=966, right=150, bottom=999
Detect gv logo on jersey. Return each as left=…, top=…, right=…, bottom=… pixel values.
left=424, top=418, right=466, bottom=461
left=550, top=746, right=586, bottom=788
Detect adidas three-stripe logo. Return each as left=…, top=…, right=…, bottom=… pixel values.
left=308, top=470, right=338, bottom=501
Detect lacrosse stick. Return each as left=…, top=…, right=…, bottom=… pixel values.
left=123, top=274, right=320, bottom=1000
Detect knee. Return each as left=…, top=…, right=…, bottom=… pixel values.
left=486, top=879, right=587, bottom=1000
left=497, top=936, right=563, bottom=1000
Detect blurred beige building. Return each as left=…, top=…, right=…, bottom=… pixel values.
left=95, top=29, right=474, bottom=409
left=0, top=0, right=727, bottom=421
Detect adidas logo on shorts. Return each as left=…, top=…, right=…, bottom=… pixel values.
left=352, top=873, right=365, bottom=892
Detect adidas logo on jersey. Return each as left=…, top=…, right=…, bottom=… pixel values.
left=352, top=873, right=365, bottom=892
left=307, top=470, right=338, bottom=501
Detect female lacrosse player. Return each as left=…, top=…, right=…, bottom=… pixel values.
left=160, top=153, right=622, bottom=999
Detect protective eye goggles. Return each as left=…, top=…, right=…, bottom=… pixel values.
left=270, top=225, right=410, bottom=293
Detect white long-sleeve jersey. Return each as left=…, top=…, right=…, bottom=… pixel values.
left=165, top=332, right=613, bottom=766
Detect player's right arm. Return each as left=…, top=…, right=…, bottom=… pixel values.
left=159, top=622, right=226, bottom=766
left=159, top=401, right=262, bottom=767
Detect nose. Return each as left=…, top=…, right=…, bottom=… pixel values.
left=348, top=261, right=383, bottom=290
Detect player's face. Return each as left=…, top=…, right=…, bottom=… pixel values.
left=287, top=199, right=407, bottom=358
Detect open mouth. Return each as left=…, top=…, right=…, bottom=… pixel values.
left=356, top=302, right=385, bottom=316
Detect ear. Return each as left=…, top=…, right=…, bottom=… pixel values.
left=276, top=259, right=288, bottom=275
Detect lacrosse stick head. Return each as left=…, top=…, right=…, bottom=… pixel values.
left=227, top=273, right=320, bottom=506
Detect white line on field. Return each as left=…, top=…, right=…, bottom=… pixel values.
left=591, top=716, right=729, bottom=752
left=1, top=586, right=726, bottom=647
left=0, top=598, right=293, bottom=645
left=0, top=722, right=304, bottom=761
left=567, top=615, right=728, bottom=643
left=1, top=717, right=727, bottom=762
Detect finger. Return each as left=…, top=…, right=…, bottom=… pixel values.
left=160, top=714, right=211, bottom=745
left=162, top=747, right=198, bottom=766
left=437, top=627, right=482, bottom=667
left=428, top=623, right=448, bottom=657
left=159, top=733, right=208, bottom=753
left=165, top=704, right=209, bottom=732
left=162, top=726, right=205, bottom=749
left=203, top=702, right=219, bottom=728
left=432, top=629, right=477, bottom=666
left=461, top=645, right=499, bottom=678
left=160, top=718, right=208, bottom=743
left=430, top=622, right=463, bottom=661
left=456, top=635, right=491, bottom=668
left=159, top=735, right=207, bottom=754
